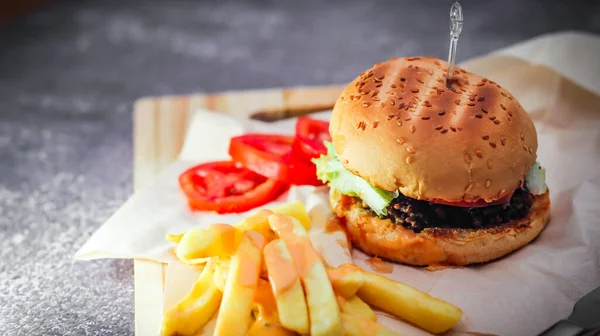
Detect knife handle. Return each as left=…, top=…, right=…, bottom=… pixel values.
left=539, top=320, right=586, bottom=336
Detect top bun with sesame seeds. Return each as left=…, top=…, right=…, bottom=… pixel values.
left=330, top=56, right=538, bottom=203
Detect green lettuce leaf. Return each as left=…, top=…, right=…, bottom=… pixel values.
left=312, top=142, right=398, bottom=216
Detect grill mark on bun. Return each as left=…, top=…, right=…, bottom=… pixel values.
left=332, top=56, right=539, bottom=203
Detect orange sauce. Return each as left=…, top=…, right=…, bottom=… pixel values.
left=283, top=236, right=318, bottom=277
left=327, top=263, right=359, bottom=283
left=248, top=281, right=296, bottom=336
left=209, top=223, right=238, bottom=255
left=269, top=213, right=295, bottom=235
left=263, top=241, right=298, bottom=294
left=365, top=257, right=393, bottom=274
left=237, top=232, right=265, bottom=287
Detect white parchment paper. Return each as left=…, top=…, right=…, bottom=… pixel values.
left=76, top=32, right=600, bottom=336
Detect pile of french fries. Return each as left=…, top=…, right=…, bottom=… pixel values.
left=161, top=201, right=462, bottom=336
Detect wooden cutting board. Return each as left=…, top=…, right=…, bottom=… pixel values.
left=132, top=85, right=343, bottom=336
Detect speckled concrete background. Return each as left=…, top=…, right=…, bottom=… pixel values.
left=0, top=0, right=599, bottom=335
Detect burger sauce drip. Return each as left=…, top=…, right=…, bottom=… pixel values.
left=365, top=257, right=393, bottom=274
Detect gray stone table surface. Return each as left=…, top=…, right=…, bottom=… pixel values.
left=1, top=0, right=599, bottom=335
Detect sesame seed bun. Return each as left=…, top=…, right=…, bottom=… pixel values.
left=330, top=56, right=538, bottom=203
left=331, top=189, right=551, bottom=266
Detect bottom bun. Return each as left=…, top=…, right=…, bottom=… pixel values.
left=331, top=189, right=551, bottom=266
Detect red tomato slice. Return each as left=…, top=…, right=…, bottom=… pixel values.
left=179, top=161, right=288, bottom=214
left=228, top=134, right=322, bottom=186
left=292, top=117, right=332, bottom=161
left=428, top=193, right=513, bottom=207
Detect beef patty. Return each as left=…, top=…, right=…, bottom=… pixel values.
left=385, top=188, right=534, bottom=233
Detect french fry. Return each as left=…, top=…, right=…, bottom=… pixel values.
left=247, top=280, right=296, bottom=336
left=176, top=224, right=242, bottom=262
left=214, top=231, right=266, bottom=336
left=356, top=269, right=462, bottom=334
left=273, top=200, right=311, bottom=231
left=160, top=260, right=222, bottom=336
left=328, top=264, right=365, bottom=299
left=263, top=239, right=310, bottom=334
left=340, top=313, right=401, bottom=336
left=337, top=295, right=376, bottom=322
left=212, top=257, right=230, bottom=292
left=166, top=232, right=184, bottom=244
left=269, top=213, right=343, bottom=336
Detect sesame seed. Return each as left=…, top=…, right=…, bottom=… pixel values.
left=391, top=84, right=397, bottom=88
left=376, top=75, right=385, bottom=81
left=405, top=117, right=412, bottom=121
left=410, top=125, right=416, bottom=133
left=520, top=133, right=525, bottom=140
left=467, top=103, right=475, bottom=106
left=499, top=189, right=507, bottom=198
left=441, top=129, right=448, bottom=134
left=454, top=99, right=461, bottom=105
left=485, top=180, right=491, bottom=188
left=528, top=147, right=533, bottom=154
left=490, top=80, right=496, bottom=85
left=464, top=153, right=472, bottom=163
left=469, top=96, right=475, bottom=101
left=476, top=82, right=485, bottom=86
left=488, top=159, right=494, bottom=169
left=381, top=102, right=386, bottom=107
left=465, top=182, right=474, bottom=193
left=489, top=116, right=496, bottom=120
left=482, top=108, right=488, bottom=113
left=494, top=119, right=500, bottom=125
left=400, top=77, right=406, bottom=82
left=435, top=125, right=443, bottom=130
left=523, top=144, right=528, bottom=151
left=363, top=102, right=370, bottom=107
left=438, top=111, right=446, bottom=116
left=356, top=122, right=362, bottom=129
left=508, top=96, right=513, bottom=100
left=375, top=83, right=382, bottom=88
left=396, top=137, right=404, bottom=144
left=500, top=104, right=506, bottom=110
left=475, top=114, right=483, bottom=119
left=396, top=120, right=402, bottom=127
left=508, top=111, right=513, bottom=116
left=451, top=126, right=456, bottom=132
left=390, top=99, right=396, bottom=106
left=489, top=142, right=497, bottom=148
left=421, top=116, right=430, bottom=120
left=363, top=90, right=371, bottom=95
left=407, top=146, right=415, bottom=153
left=475, top=149, right=483, bottom=158
left=411, top=88, right=419, bottom=93
left=501, top=137, right=506, bottom=146
left=373, top=121, right=379, bottom=128
left=406, top=156, right=414, bottom=164
left=340, top=96, right=344, bottom=101
left=398, top=102, right=406, bottom=109
left=457, top=127, right=463, bottom=131
left=434, top=60, right=441, bottom=66
left=371, top=90, right=379, bottom=96
left=373, top=96, right=380, bottom=101
left=482, top=135, right=490, bottom=140
left=387, top=114, right=394, bottom=120
left=478, top=96, right=485, bottom=102
left=501, top=92, right=508, bottom=97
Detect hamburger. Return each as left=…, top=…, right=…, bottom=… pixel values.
left=314, top=56, right=550, bottom=266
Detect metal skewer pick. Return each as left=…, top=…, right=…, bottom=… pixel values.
left=446, top=2, right=463, bottom=88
